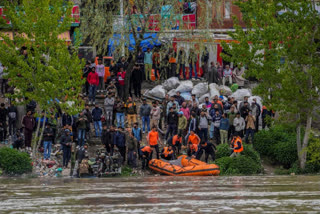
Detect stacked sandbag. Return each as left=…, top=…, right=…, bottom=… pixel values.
left=230, top=89, right=252, bottom=101
left=148, top=85, right=166, bottom=99
left=192, top=82, right=208, bottom=97
left=168, top=89, right=176, bottom=97
left=209, top=83, right=220, bottom=100
left=176, top=80, right=193, bottom=93
left=162, top=77, right=180, bottom=90
left=219, top=85, right=232, bottom=96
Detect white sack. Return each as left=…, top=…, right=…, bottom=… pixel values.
left=192, top=82, right=208, bottom=97
left=230, top=89, right=252, bottom=101
left=219, top=85, right=232, bottom=96
left=176, top=80, right=193, bottom=93
left=209, top=83, right=220, bottom=100
left=168, top=89, right=176, bottom=97
left=162, top=77, right=180, bottom=90
left=248, top=96, right=263, bottom=108
left=148, top=85, right=166, bottom=99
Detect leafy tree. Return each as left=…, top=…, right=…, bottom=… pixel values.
left=222, top=0, right=320, bottom=169
left=0, top=0, right=84, bottom=170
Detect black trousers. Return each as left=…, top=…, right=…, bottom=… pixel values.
left=9, top=119, right=16, bottom=136
left=117, top=146, right=126, bottom=163
left=63, top=146, right=71, bottom=167
left=142, top=152, right=151, bottom=169
left=165, top=124, right=177, bottom=140
left=132, top=82, right=141, bottom=98
left=150, top=144, right=160, bottom=159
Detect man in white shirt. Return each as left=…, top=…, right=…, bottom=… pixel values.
left=233, top=112, right=245, bottom=138
left=223, top=64, right=233, bottom=86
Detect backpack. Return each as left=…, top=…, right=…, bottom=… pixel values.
left=79, top=159, right=89, bottom=175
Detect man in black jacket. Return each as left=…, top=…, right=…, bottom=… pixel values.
left=0, top=103, right=8, bottom=141
left=43, top=123, right=55, bottom=160
left=165, top=107, right=178, bottom=140
left=102, top=124, right=115, bottom=155
left=92, top=104, right=103, bottom=137
left=60, top=129, right=72, bottom=168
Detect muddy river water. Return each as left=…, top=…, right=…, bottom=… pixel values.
left=1, top=175, right=320, bottom=213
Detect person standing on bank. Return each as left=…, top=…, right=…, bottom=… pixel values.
left=87, top=67, right=99, bottom=105
left=144, top=48, right=153, bottom=81
left=96, top=58, right=105, bottom=93
left=22, top=110, right=35, bottom=151
left=43, top=123, right=54, bottom=160
left=178, top=47, right=187, bottom=80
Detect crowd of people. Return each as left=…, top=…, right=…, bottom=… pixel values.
left=0, top=46, right=275, bottom=175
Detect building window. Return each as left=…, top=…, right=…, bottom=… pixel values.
left=225, top=1, right=231, bottom=19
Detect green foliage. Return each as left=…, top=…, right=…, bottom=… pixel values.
left=121, top=166, right=134, bottom=177
left=215, top=144, right=231, bottom=159
left=215, top=156, right=261, bottom=176
left=254, top=125, right=297, bottom=168
left=215, top=157, right=233, bottom=174
left=0, top=148, right=32, bottom=175
left=242, top=143, right=261, bottom=163
left=229, top=156, right=262, bottom=175
left=0, top=0, right=84, bottom=116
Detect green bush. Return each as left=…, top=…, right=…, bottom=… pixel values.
left=242, top=144, right=261, bottom=163
left=216, top=144, right=231, bottom=159
left=229, top=156, right=262, bottom=175
left=273, top=138, right=297, bottom=168
left=215, top=157, right=233, bottom=174
left=215, top=156, right=261, bottom=175
left=254, top=125, right=298, bottom=168
left=0, top=148, right=32, bottom=175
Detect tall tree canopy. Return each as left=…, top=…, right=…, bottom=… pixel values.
left=222, top=0, right=320, bottom=169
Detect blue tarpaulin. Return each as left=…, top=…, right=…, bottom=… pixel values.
left=108, top=33, right=161, bottom=55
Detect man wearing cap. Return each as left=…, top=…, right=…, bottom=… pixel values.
left=139, top=98, right=151, bottom=134
left=60, top=129, right=72, bottom=168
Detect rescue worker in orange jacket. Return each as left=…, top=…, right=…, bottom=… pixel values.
left=160, top=145, right=175, bottom=160
left=167, top=134, right=182, bottom=156
left=147, top=126, right=163, bottom=159
left=230, top=134, right=243, bottom=158
left=187, top=130, right=201, bottom=145
left=139, top=146, right=152, bottom=169
left=196, top=141, right=217, bottom=162
left=187, top=142, right=199, bottom=158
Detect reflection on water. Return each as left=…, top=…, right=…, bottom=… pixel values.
left=1, top=176, right=320, bottom=213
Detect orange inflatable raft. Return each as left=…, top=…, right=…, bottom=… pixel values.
left=149, top=155, right=220, bottom=176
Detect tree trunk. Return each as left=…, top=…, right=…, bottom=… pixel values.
left=296, top=113, right=302, bottom=163
left=36, top=114, right=47, bottom=153
left=32, top=111, right=42, bottom=173
left=300, top=115, right=312, bottom=169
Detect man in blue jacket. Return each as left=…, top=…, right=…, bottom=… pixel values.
left=114, top=127, right=126, bottom=163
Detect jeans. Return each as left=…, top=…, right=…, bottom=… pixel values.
left=142, top=116, right=150, bottom=132
left=43, top=141, right=52, bottom=159
left=104, top=110, right=113, bottom=127
left=78, top=129, right=86, bottom=146
left=189, top=63, right=198, bottom=79
left=127, top=150, right=137, bottom=168
left=245, top=128, right=255, bottom=144
left=165, top=124, right=177, bottom=140
left=116, top=113, right=125, bottom=128
left=94, top=121, right=102, bottom=137
left=198, top=128, right=208, bottom=142
left=180, top=64, right=186, bottom=79
left=9, top=118, right=16, bottom=136
left=89, top=85, right=97, bottom=102
left=209, top=123, right=215, bottom=139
